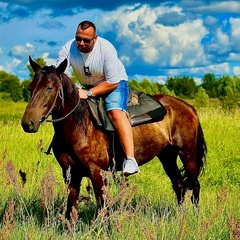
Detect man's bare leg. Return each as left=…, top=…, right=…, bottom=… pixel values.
left=108, top=109, right=139, bottom=175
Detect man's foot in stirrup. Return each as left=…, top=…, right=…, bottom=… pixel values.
left=123, top=157, right=140, bottom=176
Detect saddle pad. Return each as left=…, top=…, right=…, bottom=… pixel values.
left=128, top=89, right=166, bottom=126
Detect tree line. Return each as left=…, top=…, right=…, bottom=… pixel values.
left=0, top=57, right=240, bottom=109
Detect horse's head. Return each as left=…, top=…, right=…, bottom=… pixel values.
left=21, top=56, right=68, bottom=133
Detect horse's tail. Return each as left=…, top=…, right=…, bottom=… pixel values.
left=196, top=120, right=207, bottom=176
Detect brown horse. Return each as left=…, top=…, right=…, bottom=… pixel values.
left=21, top=56, right=207, bottom=218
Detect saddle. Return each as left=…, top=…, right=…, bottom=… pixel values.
left=87, top=89, right=167, bottom=131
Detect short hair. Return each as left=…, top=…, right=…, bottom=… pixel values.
left=78, top=21, right=96, bottom=34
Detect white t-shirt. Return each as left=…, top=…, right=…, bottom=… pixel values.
left=57, top=37, right=128, bottom=86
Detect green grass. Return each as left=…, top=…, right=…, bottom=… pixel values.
left=0, top=101, right=239, bottom=239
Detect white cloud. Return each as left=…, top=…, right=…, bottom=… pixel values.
left=230, top=17, right=240, bottom=36
left=216, top=28, right=229, bottom=45
left=230, top=17, right=240, bottom=51
left=205, top=26, right=231, bottom=56
left=9, top=43, right=35, bottom=59
left=40, top=52, right=56, bottom=66
left=233, top=66, right=240, bottom=76
left=227, top=53, right=240, bottom=62
left=4, top=58, right=21, bottom=73
left=120, top=55, right=131, bottom=66
left=166, top=62, right=230, bottom=78
left=204, top=16, right=218, bottom=26
left=132, top=74, right=167, bottom=84
left=214, top=1, right=240, bottom=13
left=193, top=62, right=230, bottom=76
left=189, top=1, right=240, bottom=13
left=97, top=5, right=208, bottom=68
left=144, top=19, right=208, bottom=67
left=136, top=46, right=159, bottom=64
left=215, top=28, right=230, bottom=54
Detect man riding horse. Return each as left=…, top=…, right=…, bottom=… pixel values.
left=57, top=20, right=139, bottom=176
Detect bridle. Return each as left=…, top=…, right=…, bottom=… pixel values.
left=39, top=79, right=80, bottom=124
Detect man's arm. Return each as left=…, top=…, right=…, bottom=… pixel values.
left=79, top=81, right=118, bottom=99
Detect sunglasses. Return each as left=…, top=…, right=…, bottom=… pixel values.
left=75, top=36, right=95, bottom=44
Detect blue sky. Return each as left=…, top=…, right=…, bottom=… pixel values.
left=0, top=0, right=240, bottom=84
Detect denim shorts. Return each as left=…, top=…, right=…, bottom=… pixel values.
left=104, top=80, right=128, bottom=112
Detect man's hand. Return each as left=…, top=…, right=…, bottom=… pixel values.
left=78, top=88, right=88, bottom=99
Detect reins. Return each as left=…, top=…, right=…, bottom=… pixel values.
left=47, top=96, right=80, bottom=123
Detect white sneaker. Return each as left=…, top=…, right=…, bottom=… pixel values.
left=123, top=157, right=140, bottom=176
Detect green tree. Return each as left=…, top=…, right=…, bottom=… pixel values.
left=140, top=78, right=160, bottom=95
left=129, top=78, right=164, bottom=95
left=194, top=86, right=209, bottom=108
left=165, top=76, right=177, bottom=95
left=217, top=75, right=238, bottom=97
left=0, top=92, right=11, bottom=101
left=0, top=71, right=22, bottom=102
left=217, top=75, right=240, bottom=109
left=21, top=79, right=31, bottom=102
left=166, top=76, right=197, bottom=98
left=128, top=79, right=144, bottom=92
left=201, top=73, right=217, bottom=98
left=218, top=76, right=240, bottom=109
left=160, top=85, right=176, bottom=96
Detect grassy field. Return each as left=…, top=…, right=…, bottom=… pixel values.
left=0, top=100, right=239, bottom=239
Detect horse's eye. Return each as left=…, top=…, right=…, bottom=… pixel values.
left=46, top=86, right=53, bottom=91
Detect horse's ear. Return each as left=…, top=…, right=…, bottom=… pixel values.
left=29, top=56, right=41, bottom=73
left=56, top=59, right=68, bottom=75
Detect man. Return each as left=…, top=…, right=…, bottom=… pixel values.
left=57, top=20, right=139, bottom=176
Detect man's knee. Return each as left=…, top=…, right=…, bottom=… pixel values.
left=107, top=109, right=125, bottom=121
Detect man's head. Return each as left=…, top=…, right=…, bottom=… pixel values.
left=75, top=21, right=97, bottom=53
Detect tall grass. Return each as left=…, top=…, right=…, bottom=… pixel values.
left=0, top=101, right=239, bottom=239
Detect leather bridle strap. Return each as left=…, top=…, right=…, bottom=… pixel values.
left=39, top=85, right=80, bottom=123
left=39, top=86, right=62, bottom=123
left=46, top=96, right=80, bottom=123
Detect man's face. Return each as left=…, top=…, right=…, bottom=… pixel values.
left=75, top=26, right=97, bottom=53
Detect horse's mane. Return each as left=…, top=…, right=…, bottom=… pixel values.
left=60, top=72, right=90, bottom=133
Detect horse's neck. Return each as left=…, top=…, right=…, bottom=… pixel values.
left=53, top=90, right=91, bottom=134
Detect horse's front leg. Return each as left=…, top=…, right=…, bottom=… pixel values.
left=64, top=167, right=83, bottom=220
left=53, top=140, right=82, bottom=219
left=90, top=167, right=107, bottom=208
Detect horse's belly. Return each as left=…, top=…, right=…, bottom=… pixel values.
left=133, top=123, right=168, bottom=162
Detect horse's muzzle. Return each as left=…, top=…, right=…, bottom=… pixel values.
left=21, top=118, right=39, bottom=133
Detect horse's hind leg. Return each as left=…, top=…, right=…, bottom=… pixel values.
left=191, top=179, right=200, bottom=207
left=184, top=167, right=200, bottom=207
left=179, top=149, right=200, bottom=208
left=158, top=145, right=187, bottom=205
